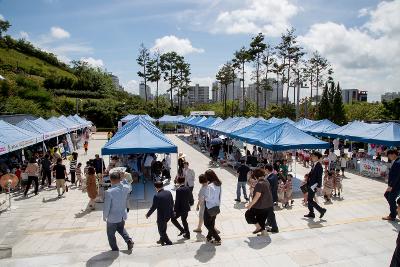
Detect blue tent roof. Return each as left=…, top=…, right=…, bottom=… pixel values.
left=230, top=121, right=330, bottom=151
left=120, top=114, right=155, bottom=123
left=294, top=118, right=319, bottom=130
left=72, top=114, right=92, bottom=127
left=68, top=115, right=89, bottom=128
left=16, top=119, right=47, bottom=142
left=223, top=117, right=261, bottom=135
left=266, top=117, right=295, bottom=125
left=102, top=117, right=177, bottom=155
left=34, top=117, right=67, bottom=136
left=210, top=117, right=244, bottom=133
left=185, top=116, right=207, bottom=126
left=358, top=122, right=400, bottom=146
left=197, top=117, right=224, bottom=130
left=304, top=119, right=340, bottom=136
left=323, top=121, right=379, bottom=140
left=0, top=120, right=40, bottom=153
left=58, top=115, right=81, bottom=131
left=158, top=115, right=185, bottom=124
left=48, top=117, right=71, bottom=132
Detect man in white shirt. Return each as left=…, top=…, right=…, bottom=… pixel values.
left=183, top=162, right=195, bottom=206
left=143, top=154, right=154, bottom=180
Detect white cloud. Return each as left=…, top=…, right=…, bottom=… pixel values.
left=50, top=26, right=70, bottom=39
left=151, top=35, right=204, bottom=55
left=211, top=0, right=298, bottom=36
left=123, top=80, right=139, bottom=94
left=51, top=43, right=93, bottom=54
left=80, top=57, right=104, bottom=68
left=19, top=31, right=29, bottom=40
left=358, top=7, right=370, bottom=18
left=0, top=14, right=4, bottom=21
left=299, top=1, right=400, bottom=101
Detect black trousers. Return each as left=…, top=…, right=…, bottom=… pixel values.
left=245, top=208, right=268, bottom=229
left=42, top=169, right=51, bottom=186
left=204, top=207, right=221, bottom=241
left=307, top=188, right=324, bottom=215
left=70, top=171, right=76, bottom=184
left=266, top=207, right=278, bottom=231
left=385, top=191, right=399, bottom=219
left=24, top=176, right=39, bottom=195
left=157, top=219, right=171, bottom=243
left=171, top=212, right=189, bottom=235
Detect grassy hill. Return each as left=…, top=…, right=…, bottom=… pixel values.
left=0, top=47, right=76, bottom=82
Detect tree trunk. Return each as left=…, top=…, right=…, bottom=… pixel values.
left=232, top=74, right=235, bottom=117
left=156, top=80, right=159, bottom=109
left=286, top=58, right=291, bottom=105
left=256, top=57, right=260, bottom=116
left=144, top=64, right=148, bottom=103
left=316, top=68, right=320, bottom=105
left=169, top=67, right=173, bottom=112
left=242, top=62, right=246, bottom=115
left=264, top=60, right=269, bottom=109
left=224, top=85, right=228, bottom=118
left=276, top=73, right=279, bottom=105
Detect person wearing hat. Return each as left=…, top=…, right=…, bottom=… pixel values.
left=304, top=151, right=327, bottom=219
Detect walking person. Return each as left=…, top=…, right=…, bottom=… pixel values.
left=383, top=149, right=400, bottom=221
left=69, top=152, right=78, bottom=186
left=304, top=151, right=327, bottom=219
left=41, top=154, right=52, bottom=187
left=53, top=158, right=67, bottom=198
left=103, top=172, right=134, bottom=251
left=171, top=176, right=192, bottom=239
left=86, top=167, right=98, bottom=210
left=183, top=161, right=195, bottom=193
left=264, top=164, right=278, bottom=204
left=203, top=170, right=222, bottom=246
left=146, top=181, right=174, bottom=246
left=245, top=168, right=278, bottom=235
left=193, top=174, right=208, bottom=233
left=235, top=159, right=250, bottom=202
left=24, top=157, right=39, bottom=196
left=390, top=198, right=400, bottom=266
left=93, top=154, right=105, bottom=180
left=340, top=154, right=347, bottom=177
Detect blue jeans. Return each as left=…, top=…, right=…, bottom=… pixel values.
left=236, top=182, right=248, bottom=199
left=106, top=220, right=131, bottom=251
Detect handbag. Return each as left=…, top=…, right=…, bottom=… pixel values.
left=300, top=184, right=308, bottom=194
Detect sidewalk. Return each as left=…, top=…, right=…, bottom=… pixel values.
left=0, top=133, right=396, bottom=266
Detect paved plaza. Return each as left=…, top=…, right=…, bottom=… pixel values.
left=0, top=133, right=397, bottom=266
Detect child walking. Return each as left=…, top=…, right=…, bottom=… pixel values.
left=277, top=177, right=286, bottom=208
left=334, top=169, right=343, bottom=198
left=83, top=141, right=88, bottom=155
left=323, top=171, right=334, bottom=203
left=284, top=174, right=294, bottom=208
left=76, top=163, right=83, bottom=189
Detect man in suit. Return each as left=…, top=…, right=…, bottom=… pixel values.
left=146, top=181, right=174, bottom=245
left=304, top=151, right=327, bottom=219
left=171, top=176, right=191, bottom=239
left=264, top=164, right=278, bottom=204
left=103, top=172, right=134, bottom=251
left=383, top=149, right=400, bottom=221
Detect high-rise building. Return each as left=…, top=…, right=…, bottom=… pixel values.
left=247, top=79, right=284, bottom=107
left=381, top=92, right=400, bottom=102
left=139, top=82, right=152, bottom=100
left=341, top=89, right=368, bottom=104
left=184, top=84, right=210, bottom=106
left=109, top=73, right=124, bottom=91
left=212, top=78, right=243, bottom=102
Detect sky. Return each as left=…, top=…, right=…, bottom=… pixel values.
left=1, top=0, right=399, bottom=102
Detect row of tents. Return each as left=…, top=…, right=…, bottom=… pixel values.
left=179, top=116, right=400, bottom=148
left=0, top=115, right=92, bottom=156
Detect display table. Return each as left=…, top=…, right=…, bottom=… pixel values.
left=359, top=159, right=389, bottom=179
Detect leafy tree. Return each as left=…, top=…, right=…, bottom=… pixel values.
left=136, top=43, right=151, bottom=102
left=216, top=62, right=235, bottom=118
left=317, top=83, right=331, bottom=120
left=382, top=98, right=400, bottom=120
left=267, top=104, right=296, bottom=120
left=176, top=59, right=191, bottom=114
left=147, top=50, right=161, bottom=108
left=345, top=102, right=386, bottom=121
left=309, top=51, right=329, bottom=104
left=262, top=44, right=275, bottom=108
left=233, top=46, right=251, bottom=114
left=160, top=52, right=182, bottom=113
left=0, top=19, right=11, bottom=38
left=271, top=61, right=285, bottom=105
left=331, top=82, right=346, bottom=125
left=248, top=33, right=267, bottom=115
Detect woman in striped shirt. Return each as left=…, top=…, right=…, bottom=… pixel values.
left=69, top=152, right=78, bottom=185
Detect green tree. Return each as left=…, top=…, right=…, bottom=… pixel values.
left=309, top=51, right=329, bottom=104
left=248, top=33, right=267, bottom=115
left=345, top=102, right=386, bottom=121
left=216, top=62, right=235, bottom=118
left=262, top=44, right=275, bottom=109
left=176, top=59, right=191, bottom=114
left=317, top=83, right=331, bottom=120
left=137, top=43, right=151, bottom=102
left=267, top=104, right=296, bottom=120
left=147, top=50, right=162, bottom=108
left=233, top=46, right=251, bottom=114
left=331, top=82, right=346, bottom=125
left=160, top=52, right=182, bottom=112
left=382, top=98, right=400, bottom=120
left=0, top=19, right=11, bottom=38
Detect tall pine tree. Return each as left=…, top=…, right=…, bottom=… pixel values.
left=317, top=83, right=332, bottom=120
left=332, top=82, right=347, bottom=125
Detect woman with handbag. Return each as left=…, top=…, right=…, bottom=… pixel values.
left=245, top=168, right=279, bottom=235
left=203, top=169, right=222, bottom=245
left=24, top=157, right=40, bottom=196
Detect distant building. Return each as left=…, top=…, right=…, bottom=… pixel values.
left=247, top=79, right=284, bottom=107
left=341, top=89, right=368, bottom=104
left=212, top=78, right=243, bottom=103
left=381, top=92, right=400, bottom=102
left=139, top=82, right=152, bottom=100
left=109, top=74, right=124, bottom=91
left=184, top=84, right=210, bottom=106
